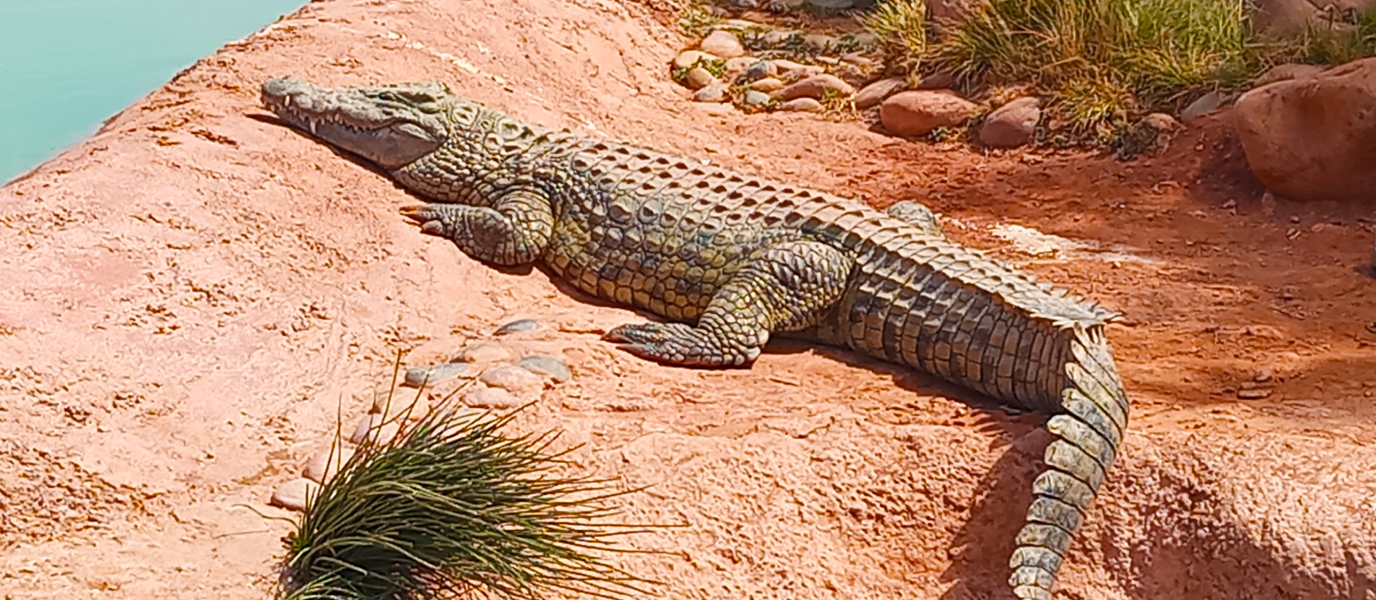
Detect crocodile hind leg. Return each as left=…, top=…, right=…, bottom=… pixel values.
left=605, top=239, right=854, bottom=367
left=400, top=189, right=554, bottom=266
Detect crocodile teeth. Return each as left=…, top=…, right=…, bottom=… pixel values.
left=310, top=120, right=317, bottom=135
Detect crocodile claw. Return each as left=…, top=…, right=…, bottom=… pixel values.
left=398, top=204, right=436, bottom=222
left=400, top=204, right=454, bottom=237
left=603, top=323, right=670, bottom=345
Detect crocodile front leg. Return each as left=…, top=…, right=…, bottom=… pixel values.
left=605, top=239, right=854, bottom=367
left=400, top=188, right=553, bottom=266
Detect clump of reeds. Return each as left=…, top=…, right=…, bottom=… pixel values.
left=277, top=388, right=657, bottom=600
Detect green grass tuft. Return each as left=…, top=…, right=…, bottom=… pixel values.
left=861, top=0, right=929, bottom=70
left=931, top=0, right=1250, bottom=133
left=278, top=385, right=660, bottom=600
left=1253, top=8, right=1376, bottom=69
left=679, top=1, right=723, bottom=39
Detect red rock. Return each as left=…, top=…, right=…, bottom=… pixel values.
left=880, top=90, right=978, bottom=136
left=1234, top=57, right=1376, bottom=202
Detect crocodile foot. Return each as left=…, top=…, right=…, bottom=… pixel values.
left=603, top=322, right=761, bottom=367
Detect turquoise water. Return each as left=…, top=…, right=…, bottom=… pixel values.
left=0, top=0, right=305, bottom=183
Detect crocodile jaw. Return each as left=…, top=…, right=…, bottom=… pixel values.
left=260, top=76, right=451, bottom=170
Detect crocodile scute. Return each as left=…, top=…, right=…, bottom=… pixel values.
left=260, top=75, right=1132, bottom=599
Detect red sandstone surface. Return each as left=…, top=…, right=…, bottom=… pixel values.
left=0, top=0, right=1374, bottom=598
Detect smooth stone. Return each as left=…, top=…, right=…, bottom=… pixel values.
left=479, top=365, right=545, bottom=393
left=403, top=362, right=469, bottom=387
left=371, top=390, right=431, bottom=421
left=772, top=59, right=824, bottom=79
left=778, top=97, right=824, bottom=112
left=803, top=33, right=839, bottom=50
left=723, top=56, right=757, bottom=76
left=1142, top=112, right=1182, bottom=133
left=304, top=444, right=355, bottom=484
left=743, top=90, right=772, bottom=107
left=1181, top=90, right=1224, bottom=123
left=464, top=385, right=522, bottom=409
left=760, top=29, right=800, bottom=46
left=685, top=67, right=718, bottom=90
left=270, top=478, right=321, bottom=512
left=700, top=30, right=747, bottom=58
left=455, top=342, right=513, bottom=363
left=673, top=50, right=719, bottom=69
left=493, top=318, right=539, bottom=335
left=854, top=76, right=907, bottom=110
left=749, top=77, right=786, bottom=92
left=742, top=60, right=777, bottom=81
left=880, top=90, right=978, bottom=136
left=350, top=413, right=402, bottom=445
left=777, top=74, right=855, bottom=101
left=979, top=97, right=1041, bottom=148
left=693, top=83, right=730, bottom=102
left=517, top=355, right=573, bottom=383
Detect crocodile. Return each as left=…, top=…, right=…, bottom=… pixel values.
left=260, top=75, right=1131, bottom=600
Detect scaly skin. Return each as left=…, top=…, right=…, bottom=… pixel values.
left=261, top=76, right=1132, bottom=600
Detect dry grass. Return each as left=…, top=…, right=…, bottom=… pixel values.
left=865, top=0, right=1374, bottom=143
left=861, top=0, right=929, bottom=71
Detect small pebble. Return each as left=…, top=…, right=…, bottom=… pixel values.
left=803, top=33, right=838, bottom=51
left=743, top=90, right=772, bottom=108
left=464, top=385, right=521, bottom=409
left=1254, top=368, right=1274, bottom=383
left=304, top=444, right=356, bottom=484
left=350, top=414, right=373, bottom=444
left=773, top=60, right=824, bottom=80
left=723, top=56, right=756, bottom=76
left=699, top=30, right=747, bottom=58
left=517, top=355, right=573, bottom=383
left=1181, top=91, right=1223, bottom=123
left=839, top=52, right=878, bottom=67
left=271, top=478, right=321, bottom=512
left=455, top=342, right=513, bottom=363
left=742, top=60, right=777, bottom=81
left=1237, top=388, right=1273, bottom=400
left=777, top=98, right=824, bottom=112
left=693, top=83, right=729, bottom=103
left=777, top=74, right=855, bottom=101
left=371, top=391, right=431, bottom=421
left=854, top=76, right=908, bottom=110
left=404, top=362, right=469, bottom=387
left=684, top=67, right=717, bottom=90
left=760, top=30, right=799, bottom=47
left=749, top=77, right=785, bottom=92
left=480, top=365, right=545, bottom=393
left=673, top=50, right=718, bottom=69
left=351, top=413, right=402, bottom=445
left=493, top=318, right=539, bottom=335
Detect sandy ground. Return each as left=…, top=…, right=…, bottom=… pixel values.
left=1, top=0, right=1375, bottom=598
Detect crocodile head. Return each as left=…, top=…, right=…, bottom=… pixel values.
left=261, top=76, right=453, bottom=170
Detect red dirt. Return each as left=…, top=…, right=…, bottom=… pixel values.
left=1, top=0, right=1374, bottom=598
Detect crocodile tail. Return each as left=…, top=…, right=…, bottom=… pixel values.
left=1009, top=323, right=1130, bottom=600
